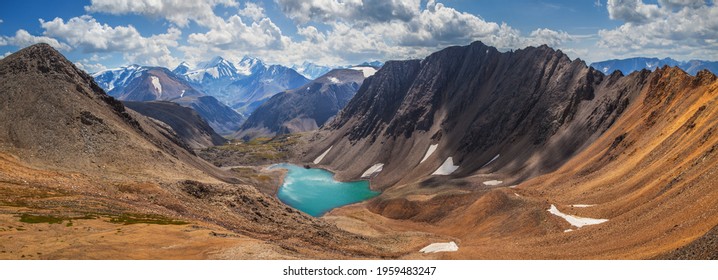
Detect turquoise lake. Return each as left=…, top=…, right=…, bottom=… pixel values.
left=271, top=163, right=380, bottom=217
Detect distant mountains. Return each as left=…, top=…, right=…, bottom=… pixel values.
left=172, top=56, right=310, bottom=116
left=591, top=57, right=718, bottom=76
left=291, top=60, right=384, bottom=80
left=92, top=65, right=244, bottom=135
left=236, top=67, right=374, bottom=139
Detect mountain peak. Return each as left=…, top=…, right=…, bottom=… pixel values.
left=4, top=43, right=73, bottom=75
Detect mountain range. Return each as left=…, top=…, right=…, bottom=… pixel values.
left=172, top=56, right=310, bottom=116
left=236, top=67, right=373, bottom=139
left=306, top=41, right=718, bottom=258
left=2, top=42, right=716, bottom=260
left=591, top=57, right=718, bottom=76
left=92, top=65, right=244, bottom=135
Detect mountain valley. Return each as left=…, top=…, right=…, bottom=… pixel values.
left=1, top=42, right=716, bottom=260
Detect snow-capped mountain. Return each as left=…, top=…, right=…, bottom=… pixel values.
left=182, top=56, right=242, bottom=83
left=236, top=56, right=265, bottom=76
left=357, top=60, right=384, bottom=68
left=591, top=57, right=718, bottom=76
left=173, top=57, right=309, bottom=116
left=172, top=61, right=191, bottom=75
left=225, top=65, right=310, bottom=114
left=237, top=68, right=366, bottom=139
left=92, top=66, right=245, bottom=135
left=291, top=61, right=333, bottom=80
left=92, top=64, right=146, bottom=92
left=291, top=61, right=384, bottom=80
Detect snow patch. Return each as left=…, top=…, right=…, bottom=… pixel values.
left=481, top=154, right=500, bottom=168
left=483, top=180, right=503, bottom=186
left=180, top=89, right=185, bottom=97
left=327, top=77, right=340, bottom=83
left=420, top=242, right=458, bottom=253
left=150, top=76, right=162, bottom=97
left=432, top=157, right=459, bottom=175
left=547, top=204, right=608, bottom=228
left=350, top=66, right=377, bottom=78
left=313, top=146, right=332, bottom=164
left=420, top=144, right=438, bottom=163
left=361, top=163, right=384, bottom=178
left=572, top=204, right=595, bottom=208
left=564, top=229, right=574, bottom=233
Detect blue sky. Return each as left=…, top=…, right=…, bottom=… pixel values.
left=1, top=0, right=716, bottom=72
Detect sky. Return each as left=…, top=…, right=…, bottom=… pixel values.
left=1, top=0, right=717, bottom=73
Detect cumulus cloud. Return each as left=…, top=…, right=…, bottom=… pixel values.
left=265, top=0, right=573, bottom=65
left=0, top=29, right=71, bottom=51
left=275, top=0, right=419, bottom=24
left=40, top=15, right=181, bottom=67
left=84, top=0, right=237, bottom=27
left=528, top=28, right=574, bottom=47
left=600, top=0, right=718, bottom=59
left=74, top=61, right=107, bottom=73
left=658, top=0, right=707, bottom=10
left=187, top=16, right=288, bottom=50
left=0, top=19, right=4, bottom=23
left=607, top=0, right=663, bottom=24
left=238, top=2, right=266, bottom=22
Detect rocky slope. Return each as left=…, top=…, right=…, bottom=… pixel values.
left=309, top=41, right=644, bottom=189
left=123, top=101, right=227, bottom=149
left=308, top=42, right=718, bottom=259
left=236, top=69, right=366, bottom=139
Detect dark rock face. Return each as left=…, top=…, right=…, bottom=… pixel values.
left=310, top=41, right=649, bottom=189
left=123, top=101, right=227, bottom=149
left=237, top=69, right=365, bottom=139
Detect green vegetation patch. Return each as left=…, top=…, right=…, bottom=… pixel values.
left=18, top=213, right=97, bottom=225
left=108, top=213, right=188, bottom=225
left=19, top=214, right=66, bottom=224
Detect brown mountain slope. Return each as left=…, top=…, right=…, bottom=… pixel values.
left=327, top=66, right=718, bottom=259
left=0, top=44, right=223, bottom=181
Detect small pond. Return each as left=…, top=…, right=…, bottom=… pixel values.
left=270, top=163, right=380, bottom=217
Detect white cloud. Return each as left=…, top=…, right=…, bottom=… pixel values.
left=264, top=0, right=573, bottom=65
left=84, top=0, right=237, bottom=28
left=0, top=51, right=12, bottom=59
left=238, top=2, right=265, bottom=22
left=528, top=28, right=573, bottom=47
left=600, top=0, right=718, bottom=59
left=40, top=15, right=181, bottom=67
left=187, top=16, right=288, bottom=51
left=74, top=61, right=107, bottom=73
left=0, top=19, right=4, bottom=23
left=275, top=0, right=419, bottom=24
left=607, top=0, right=663, bottom=24
left=0, top=29, right=71, bottom=51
